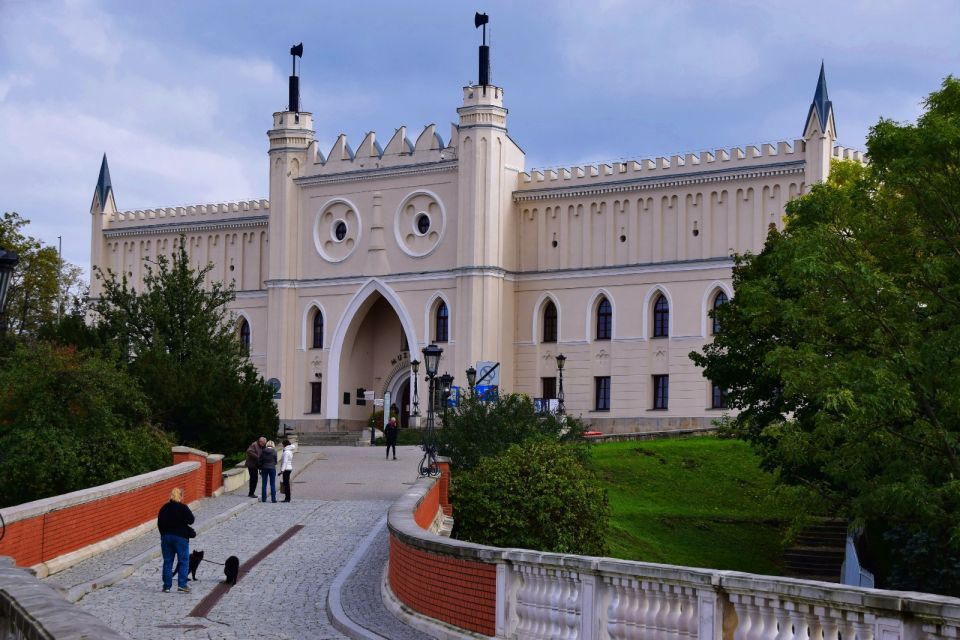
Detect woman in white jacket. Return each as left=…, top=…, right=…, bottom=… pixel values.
left=279, top=439, right=295, bottom=503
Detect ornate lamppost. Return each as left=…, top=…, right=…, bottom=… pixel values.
left=439, top=372, right=454, bottom=424
left=410, top=359, right=421, bottom=424
left=556, top=353, right=566, bottom=415
left=0, top=247, right=19, bottom=334
left=419, top=344, right=442, bottom=476
left=465, top=366, right=476, bottom=394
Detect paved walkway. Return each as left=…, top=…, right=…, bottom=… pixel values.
left=42, top=446, right=435, bottom=640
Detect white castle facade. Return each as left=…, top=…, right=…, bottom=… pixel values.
left=88, top=42, right=858, bottom=434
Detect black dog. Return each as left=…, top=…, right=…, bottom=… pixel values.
left=173, top=549, right=204, bottom=581
left=224, top=555, right=240, bottom=585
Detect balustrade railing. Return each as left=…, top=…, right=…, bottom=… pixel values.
left=495, top=552, right=960, bottom=639
left=390, top=463, right=960, bottom=640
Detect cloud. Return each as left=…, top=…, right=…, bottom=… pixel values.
left=0, top=0, right=283, bottom=272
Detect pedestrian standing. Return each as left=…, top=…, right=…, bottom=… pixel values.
left=245, top=436, right=266, bottom=498
left=158, top=487, right=195, bottom=593
left=279, top=439, right=295, bottom=503
left=385, top=416, right=399, bottom=460
left=260, top=440, right=278, bottom=503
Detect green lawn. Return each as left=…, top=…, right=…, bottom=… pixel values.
left=589, top=437, right=788, bottom=575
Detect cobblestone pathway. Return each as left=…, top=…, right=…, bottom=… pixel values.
left=40, top=446, right=434, bottom=640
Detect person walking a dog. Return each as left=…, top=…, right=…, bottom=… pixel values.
left=245, top=436, right=266, bottom=498
left=385, top=416, right=399, bottom=460
left=260, top=440, right=278, bottom=503
left=157, top=487, right=195, bottom=593
left=279, top=439, right=295, bottom=502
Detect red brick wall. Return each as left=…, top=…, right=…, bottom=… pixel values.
left=389, top=537, right=496, bottom=636
left=389, top=463, right=497, bottom=636
left=172, top=450, right=207, bottom=497
left=205, top=458, right=223, bottom=496
left=0, top=448, right=218, bottom=568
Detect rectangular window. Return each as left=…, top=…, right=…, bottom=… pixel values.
left=712, top=384, right=727, bottom=409
left=343, top=392, right=351, bottom=405
left=356, top=388, right=366, bottom=406
left=653, top=375, right=669, bottom=410
left=310, top=382, right=322, bottom=414
left=542, top=377, right=557, bottom=400
left=594, top=376, right=611, bottom=411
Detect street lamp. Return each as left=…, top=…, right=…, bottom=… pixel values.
left=465, top=366, right=477, bottom=391
left=419, top=344, right=443, bottom=477
left=439, top=372, right=454, bottom=423
left=410, top=359, right=421, bottom=420
left=556, top=353, right=566, bottom=415
left=0, top=247, right=19, bottom=334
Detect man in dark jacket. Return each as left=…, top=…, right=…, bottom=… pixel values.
left=246, top=436, right=266, bottom=497
left=158, top=487, right=195, bottom=592
left=385, top=417, right=399, bottom=460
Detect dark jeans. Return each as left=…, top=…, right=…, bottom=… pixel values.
left=247, top=466, right=259, bottom=496
left=261, top=467, right=276, bottom=502
left=161, top=533, right=189, bottom=589
left=385, top=441, right=397, bottom=458
left=282, top=469, right=291, bottom=502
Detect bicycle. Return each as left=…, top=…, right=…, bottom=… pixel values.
left=418, top=443, right=441, bottom=478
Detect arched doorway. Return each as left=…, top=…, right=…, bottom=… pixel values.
left=326, top=279, right=419, bottom=425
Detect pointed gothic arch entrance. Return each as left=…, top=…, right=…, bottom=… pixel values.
left=326, top=279, right=419, bottom=424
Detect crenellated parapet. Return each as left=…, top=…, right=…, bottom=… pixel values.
left=832, top=145, right=867, bottom=163
left=104, top=199, right=270, bottom=228
left=517, top=140, right=810, bottom=193
left=304, top=123, right=458, bottom=175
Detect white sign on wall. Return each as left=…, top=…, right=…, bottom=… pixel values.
left=476, top=361, right=500, bottom=386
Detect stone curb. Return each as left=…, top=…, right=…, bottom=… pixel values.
left=64, top=501, right=252, bottom=603
left=326, top=514, right=392, bottom=640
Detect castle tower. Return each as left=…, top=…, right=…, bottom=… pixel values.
left=266, top=44, right=314, bottom=416
left=454, top=14, right=525, bottom=387
left=89, top=153, right=116, bottom=300
left=803, top=63, right=836, bottom=189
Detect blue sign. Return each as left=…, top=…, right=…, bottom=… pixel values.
left=447, top=386, right=460, bottom=407
left=475, top=385, right=499, bottom=402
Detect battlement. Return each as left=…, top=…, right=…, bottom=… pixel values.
left=106, top=199, right=270, bottom=226
left=832, top=145, right=867, bottom=163
left=517, top=139, right=813, bottom=190
left=305, top=123, right=459, bottom=175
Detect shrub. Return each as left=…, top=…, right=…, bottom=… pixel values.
left=0, top=342, right=172, bottom=508
left=436, top=393, right=587, bottom=472
left=452, top=439, right=609, bottom=555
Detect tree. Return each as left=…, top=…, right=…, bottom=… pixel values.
left=435, top=392, right=586, bottom=472
left=690, top=77, right=960, bottom=595
left=91, top=239, right=277, bottom=453
left=0, top=212, right=84, bottom=336
left=0, top=342, right=172, bottom=508
left=452, top=439, right=609, bottom=555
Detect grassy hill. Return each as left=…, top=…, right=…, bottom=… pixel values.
left=589, top=436, right=788, bottom=575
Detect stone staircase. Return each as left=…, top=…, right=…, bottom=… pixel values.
left=294, top=431, right=369, bottom=446
left=783, top=519, right=847, bottom=582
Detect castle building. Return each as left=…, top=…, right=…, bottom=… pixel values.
left=88, top=36, right=859, bottom=434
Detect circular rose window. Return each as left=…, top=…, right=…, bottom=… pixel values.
left=395, top=191, right=445, bottom=258
left=314, top=199, right=361, bottom=263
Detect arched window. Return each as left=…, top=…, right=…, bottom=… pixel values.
left=712, top=291, right=728, bottom=335
left=435, top=301, right=449, bottom=343
left=542, top=301, right=558, bottom=343
left=596, top=297, right=612, bottom=341
left=653, top=294, right=669, bottom=338
left=312, top=309, right=324, bottom=349
left=239, top=318, right=251, bottom=354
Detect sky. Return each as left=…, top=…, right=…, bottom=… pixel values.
left=1, top=0, right=959, bottom=275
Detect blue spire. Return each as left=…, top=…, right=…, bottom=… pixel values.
left=804, top=62, right=835, bottom=137
left=95, top=153, right=113, bottom=209
left=813, top=61, right=831, bottom=132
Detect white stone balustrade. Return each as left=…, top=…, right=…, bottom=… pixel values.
left=493, top=551, right=960, bottom=639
